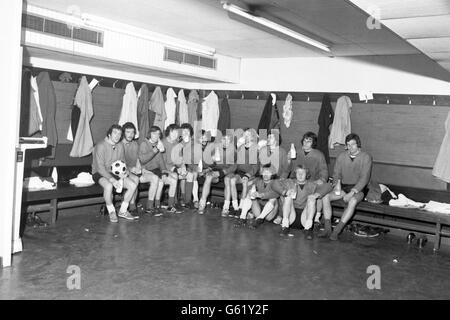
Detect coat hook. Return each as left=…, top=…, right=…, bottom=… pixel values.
left=256, top=95, right=259, bottom=100
left=408, top=97, right=412, bottom=105
left=433, top=96, right=436, bottom=106
left=307, top=95, right=310, bottom=102
left=386, top=96, right=390, bottom=104
left=113, top=80, right=119, bottom=88
left=241, top=93, right=244, bottom=99
left=226, top=93, right=229, bottom=99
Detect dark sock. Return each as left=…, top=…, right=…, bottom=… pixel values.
left=185, top=182, right=193, bottom=203
left=155, top=200, right=161, bottom=208
left=332, top=221, right=346, bottom=236
left=146, top=200, right=154, bottom=210
left=129, top=203, right=136, bottom=211
left=168, top=197, right=175, bottom=207
left=324, top=219, right=332, bottom=233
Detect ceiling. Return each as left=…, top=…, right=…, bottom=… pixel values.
left=25, top=0, right=422, bottom=58
left=348, top=0, right=450, bottom=74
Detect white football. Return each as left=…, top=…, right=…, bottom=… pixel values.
left=111, top=160, right=128, bottom=178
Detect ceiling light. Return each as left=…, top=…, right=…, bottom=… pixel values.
left=222, top=2, right=331, bottom=53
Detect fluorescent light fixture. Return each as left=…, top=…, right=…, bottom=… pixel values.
left=81, top=13, right=216, bottom=56
left=222, top=3, right=331, bottom=53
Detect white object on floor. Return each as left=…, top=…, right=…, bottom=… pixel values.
left=389, top=193, right=425, bottom=208
left=424, top=201, right=450, bottom=214
left=69, top=172, right=95, bottom=187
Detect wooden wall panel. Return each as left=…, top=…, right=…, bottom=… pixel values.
left=228, top=97, right=450, bottom=190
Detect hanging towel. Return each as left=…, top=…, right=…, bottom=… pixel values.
left=282, top=94, right=293, bottom=128
left=70, top=76, right=94, bottom=157
left=317, top=94, right=334, bottom=163
left=30, top=76, right=44, bottom=131
left=329, top=95, right=352, bottom=149
left=201, top=91, right=220, bottom=137
left=21, top=70, right=42, bottom=137
left=218, top=96, right=231, bottom=134
left=149, top=86, right=166, bottom=131
left=137, top=84, right=150, bottom=143
left=187, top=90, right=199, bottom=127
left=118, top=82, right=139, bottom=138
left=178, top=89, right=189, bottom=125
left=164, top=87, right=177, bottom=129
left=36, top=71, right=58, bottom=158
left=432, top=109, right=450, bottom=183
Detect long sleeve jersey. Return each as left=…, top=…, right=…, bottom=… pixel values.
left=92, top=138, right=125, bottom=179
left=139, top=139, right=167, bottom=172
left=122, top=140, right=139, bottom=168
left=333, top=151, right=372, bottom=193
left=289, top=148, right=329, bottom=182
left=162, top=138, right=184, bottom=171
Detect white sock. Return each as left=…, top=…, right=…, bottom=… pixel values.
left=192, top=181, right=199, bottom=202
left=106, top=204, right=115, bottom=214
left=315, top=212, right=322, bottom=222
left=282, top=217, right=289, bottom=228
left=239, top=198, right=252, bottom=219
left=119, top=201, right=129, bottom=213
left=223, top=200, right=230, bottom=210
left=257, top=202, right=274, bottom=220
left=232, top=200, right=239, bottom=210
left=304, top=219, right=313, bottom=230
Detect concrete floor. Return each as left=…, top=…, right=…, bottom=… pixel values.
left=1, top=205, right=450, bottom=300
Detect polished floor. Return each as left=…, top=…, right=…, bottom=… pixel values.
left=1, top=204, right=450, bottom=300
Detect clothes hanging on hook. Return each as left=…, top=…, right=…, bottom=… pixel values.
left=282, top=94, right=293, bottom=128
left=317, top=93, right=334, bottom=163
left=218, top=95, right=231, bottom=134
left=329, top=95, right=352, bottom=149
left=118, top=82, right=139, bottom=138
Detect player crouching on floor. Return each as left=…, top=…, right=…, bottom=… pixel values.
left=234, top=164, right=285, bottom=228
left=280, top=165, right=331, bottom=239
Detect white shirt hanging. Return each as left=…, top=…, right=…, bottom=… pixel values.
left=178, top=89, right=189, bottom=125
left=283, top=94, right=293, bottom=128
left=119, top=82, right=139, bottom=138
left=201, top=91, right=220, bottom=137
left=329, top=95, right=352, bottom=149
left=164, top=88, right=177, bottom=129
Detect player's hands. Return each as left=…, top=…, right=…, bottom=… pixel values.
left=286, top=188, right=296, bottom=198
left=343, top=192, right=354, bottom=203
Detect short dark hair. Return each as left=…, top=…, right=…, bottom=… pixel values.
left=295, top=164, right=311, bottom=180
left=149, top=125, right=162, bottom=139
left=301, top=132, right=318, bottom=149
left=180, top=123, right=194, bottom=137
left=165, top=123, right=180, bottom=137
left=345, top=133, right=362, bottom=148
left=106, top=124, right=122, bottom=137
left=122, top=122, right=136, bottom=134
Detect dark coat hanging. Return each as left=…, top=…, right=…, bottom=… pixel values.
left=258, top=95, right=279, bottom=131
left=36, top=71, right=58, bottom=158
left=218, top=96, right=231, bottom=134
left=317, top=93, right=334, bottom=163
left=137, top=84, right=150, bottom=143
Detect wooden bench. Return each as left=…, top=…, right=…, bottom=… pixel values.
left=23, top=170, right=450, bottom=251
left=331, top=185, right=450, bottom=251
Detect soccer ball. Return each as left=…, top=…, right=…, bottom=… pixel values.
left=111, top=160, right=128, bottom=178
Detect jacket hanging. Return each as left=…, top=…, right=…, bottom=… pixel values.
left=137, top=84, right=150, bottom=143
left=119, top=82, right=139, bottom=138
left=201, top=91, right=220, bottom=137
left=36, top=71, right=58, bottom=158
left=149, top=86, right=166, bottom=131
left=317, top=93, right=334, bottom=163
left=187, top=90, right=198, bottom=127
left=70, top=76, right=94, bottom=157
left=164, top=87, right=177, bottom=129
left=432, top=109, right=450, bottom=183
left=218, top=95, right=231, bottom=134
left=178, top=89, right=189, bottom=125
left=329, top=95, right=352, bottom=149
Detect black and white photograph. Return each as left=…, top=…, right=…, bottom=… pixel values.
left=1, top=0, right=450, bottom=305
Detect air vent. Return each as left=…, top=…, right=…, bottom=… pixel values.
left=164, top=48, right=216, bottom=70
left=22, top=13, right=103, bottom=46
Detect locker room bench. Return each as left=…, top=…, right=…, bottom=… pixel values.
left=210, top=182, right=450, bottom=251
